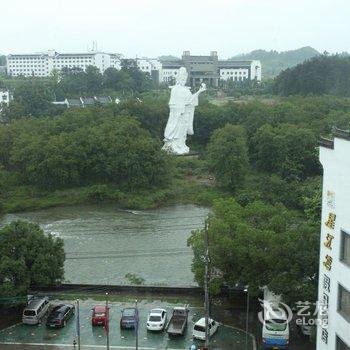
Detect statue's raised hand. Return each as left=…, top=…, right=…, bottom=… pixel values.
left=198, top=83, right=206, bottom=93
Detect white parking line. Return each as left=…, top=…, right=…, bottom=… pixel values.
left=0, top=342, right=185, bottom=350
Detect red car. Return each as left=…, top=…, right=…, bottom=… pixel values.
left=91, top=306, right=108, bottom=326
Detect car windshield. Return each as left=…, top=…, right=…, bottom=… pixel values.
left=149, top=315, right=161, bottom=322
left=194, top=325, right=205, bottom=332
left=265, top=319, right=287, bottom=331
left=24, top=310, right=36, bottom=316
left=94, top=312, right=105, bottom=317
left=123, top=309, right=135, bottom=317
left=50, top=312, right=62, bottom=318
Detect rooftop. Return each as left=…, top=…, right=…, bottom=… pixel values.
left=319, top=127, right=350, bottom=149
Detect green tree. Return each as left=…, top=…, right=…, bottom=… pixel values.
left=0, top=221, right=65, bottom=297
left=103, top=67, right=134, bottom=92
left=10, top=80, right=53, bottom=117
left=251, top=124, right=320, bottom=180
left=274, top=54, right=350, bottom=97
left=0, top=55, right=6, bottom=66
left=2, top=110, right=170, bottom=191
left=207, top=124, right=249, bottom=191
left=85, top=65, right=103, bottom=94
left=188, top=198, right=319, bottom=303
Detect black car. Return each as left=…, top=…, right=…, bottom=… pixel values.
left=120, top=307, right=138, bottom=329
left=46, top=304, right=75, bottom=328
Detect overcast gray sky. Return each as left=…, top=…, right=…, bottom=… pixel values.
left=1, top=0, right=349, bottom=57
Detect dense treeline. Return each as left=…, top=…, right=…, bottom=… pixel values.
left=274, top=54, right=350, bottom=97
left=0, top=65, right=155, bottom=119
left=0, top=109, right=170, bottom=192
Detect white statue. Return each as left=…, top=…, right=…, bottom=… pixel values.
left=162, top=67, right=206, bottom=155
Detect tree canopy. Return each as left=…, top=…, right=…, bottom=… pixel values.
left=207, top=124, right=249, bottom=191
left=188, top=198, right=319, bottom=303
left=0, top=221, right=65, bottom=298
left=274, top=54, right=350, bottom=97
left=251, top=123, right=320, bottom=181
left=0, top=109, right=170, bottom=191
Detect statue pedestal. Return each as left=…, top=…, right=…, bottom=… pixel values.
left=175, top=150, right=200, bottom=158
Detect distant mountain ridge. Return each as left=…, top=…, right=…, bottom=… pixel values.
left=231, top=46, right=321, bottom=78
left=158, top=55, right=180, bottom=62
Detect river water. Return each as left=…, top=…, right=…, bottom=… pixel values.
left=1, top=204, right=209, bottom=286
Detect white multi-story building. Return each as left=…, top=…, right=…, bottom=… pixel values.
left=136, top=58, right=163, bottom=83
left=317, top=128, right=350, bottom=350
left=7, top=50, right=121, bottom=77
left=219, top=60, right=262, bottom=82
left=160, top=52, right=262, bottom=86
left=6, top=50, right=262, bottom=86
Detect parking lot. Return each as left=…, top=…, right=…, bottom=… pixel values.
left=0, top=299, right=253, bottom=350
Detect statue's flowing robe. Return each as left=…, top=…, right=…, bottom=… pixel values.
left=163, top=85, right=198, bottom=155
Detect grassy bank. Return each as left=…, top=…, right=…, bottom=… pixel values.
left=0, top=157, right=225, bottom=214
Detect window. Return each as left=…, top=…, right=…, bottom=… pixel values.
left=338, top=284, right=350, bottom=321
left=337, top=336, right=350, bottom=350
left=341, top=230, right=350, bottom=267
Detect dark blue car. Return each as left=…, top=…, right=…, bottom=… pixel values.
left=120, top=307, right=138, bottom=329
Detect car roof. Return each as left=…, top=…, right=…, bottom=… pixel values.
left=150, top=308, right=166, bottom=315
left=122, top=308, right=136, bottom=315
left=194, top=317, right=215, bottom=326
left=26, top=297, right=48, bottom=309
left=52, top=304, right=71, bottom=313
left=265, top=308, right=287, bottom=321
left=94, top=306, right=107, bottom=312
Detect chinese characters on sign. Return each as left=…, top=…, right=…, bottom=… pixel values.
left=325, top=213, right=336, bottom=230
left=320, top=206, right=337, bottom=344
left=327, top=190, right=335, bottom=208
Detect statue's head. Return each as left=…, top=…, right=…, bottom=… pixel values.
left=176, top=67, right=188, bottom=86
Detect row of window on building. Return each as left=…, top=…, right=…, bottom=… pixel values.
left=339, top=230, right=350, bottom=325
left=221, top=71, right=247, bottom=75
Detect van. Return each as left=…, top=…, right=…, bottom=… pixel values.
left=22, top=297, right=50, bottom=325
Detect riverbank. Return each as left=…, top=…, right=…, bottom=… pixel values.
left=0, top=157, right=226, bottom=215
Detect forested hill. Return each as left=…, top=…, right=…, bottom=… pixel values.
left=232, top=47, right=320, bottom=78
left=274, top=54, right=350, bottom=97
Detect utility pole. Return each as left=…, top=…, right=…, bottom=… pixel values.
left=204, top=219, right=210, bottom=349
left=244, top=287, right=250, bottom=350
left=135, top=299, right=139, bottom=350
left=76, top=299, right=81, bottom=350
left=106, top=292, right=110, bottom=350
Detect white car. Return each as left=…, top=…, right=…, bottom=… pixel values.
left=146, top=308, right=167, bottom=331
left=192, top=317, right=219, bottom=340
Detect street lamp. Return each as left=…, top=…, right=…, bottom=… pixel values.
left=244, top=287, right=250, bottom=350
left=106, top=292, right=109, bottom=350
left=135, top=299, right=139, bottom=350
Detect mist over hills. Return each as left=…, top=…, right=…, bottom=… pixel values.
left=232, top=46, right=321, bottom=78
